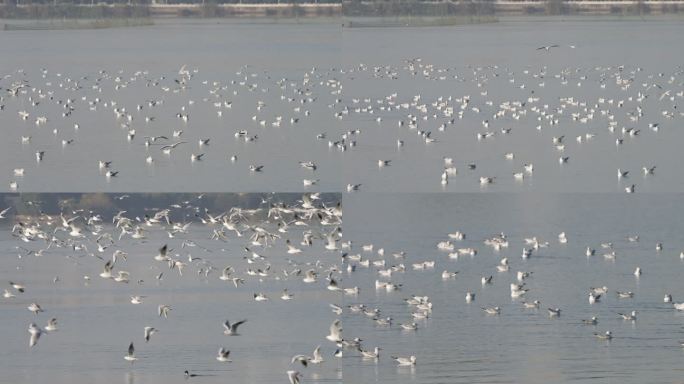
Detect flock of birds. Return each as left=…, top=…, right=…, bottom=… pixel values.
left=6, top=193, right=684, bottom=382
left=2, top=44, right=684, bottom=383
left=335, top=225, right=684, bottom=382
left=1, top=193, right=351, bottom=383
left=1, top=55, right=683, bottom=192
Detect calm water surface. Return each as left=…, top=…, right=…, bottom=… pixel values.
left=1, top=18, right=683, bottom=192
left=342, top=193, right=684, bottom=383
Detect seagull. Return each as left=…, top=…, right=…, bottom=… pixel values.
left=184, top=370, right=200, bottom=378
left=465, top=291, right=475, bottom=303
left=0, top=207, right=11, bottom=219
left=583, top=316, right=598, bottom=325
left=253, top=293, right=269, bottom=301
left=618, top=311, right=637, bottom=321
left=28, top=302, right=44, bottom=314
left=28, top=323, right=42, bottom=347
left=392, top=355, right=417, bottom=366
left=287, top=370, right=302, bottom=384
left=537, top=44, right=560, bottom=51
left=643, top=166, right=656, bottom=175
left=309, top=346, right=325, bottom=364
left=326, top=319, right=342, bottom=342
left=299, top=161, right=317, bottom=171
left=359, top=346, right=381, bottom=359
left=100, top=260, right=114, bottom=279
left=589, top=292, right=601, bottom=304
left=45, top=318, right=58, bottom=332
left=482, top=306, right=500, bottom=315
left=158, top=304, right=172, bottom=318
left=144, top=326, right=158, bottom=342
left=160, top=141, right=186, bottom=154
left=223, top=319, right=247, bottom=336
left=281, top=289, right=294, bottom=301
left=10, top=282, right=25, bottom=293
left=154, top=244, right=171, bottom=261
left=124, top=342, right=137, bottom=363
left=216, top=348, right=231, bottom=362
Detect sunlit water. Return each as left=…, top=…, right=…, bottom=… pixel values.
left=341, top=193, right=684, bottom=383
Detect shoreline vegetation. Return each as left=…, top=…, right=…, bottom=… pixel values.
left=0, top=0, right=682, bottom=28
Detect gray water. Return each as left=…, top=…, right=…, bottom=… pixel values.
left=0, top=20, right=343, bottom=192
left=2, top=16, right=684, bottom=384
left=1, top=18, right=683, bottom=193
left=0, top=193, right=343, bottom=384
left=341, top=193, right=684, bottom=383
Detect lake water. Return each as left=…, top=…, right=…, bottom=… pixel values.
left=0, top=193, right=343, bottom=384
left=1, top=18, right=683, bottom=193
left=2, top=15, right=683, bottom=384
left=341, top=193, right=684, bottom=383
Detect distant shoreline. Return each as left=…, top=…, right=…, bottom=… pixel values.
left=1, top=1, right=684, bottom=22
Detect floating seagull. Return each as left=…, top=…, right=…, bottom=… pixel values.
left=618, top=311, right=637, bottom=321
left=359, top=346, right=381, bottom=359
left=392, top=355, right=417, bottom=366
left=482, top=306, right=500, bottom=315
left=583, top=316, right=598, bottom=325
